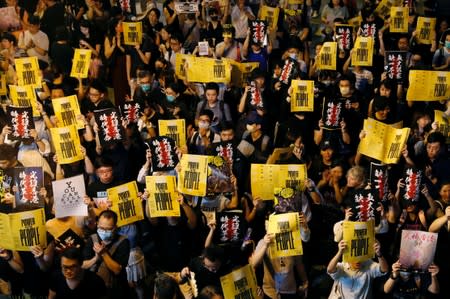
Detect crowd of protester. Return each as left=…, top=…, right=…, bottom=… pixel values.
left=0, top=0, right=449, bottom=298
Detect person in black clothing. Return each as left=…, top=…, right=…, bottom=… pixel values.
left=49, top=247, right=107, bottom=299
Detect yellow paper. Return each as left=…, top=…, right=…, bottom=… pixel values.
left=9, top=84, right=40, bottom=117
left=251, top=164, right=308, bottom=200
left=374, top=0, right=402, bottom=20
left=70, top=49, right=92, bottom=79
left=358, top=118, right=410, bottom=164
left=107, top=181, right=144, bottom=227
left=416, top=17, right=436, bottom=44
left=259, top=6, right=279, bottom=30
left=406, top=70, right=450, bottom=101
left=50, top=125, right=84, bottom=164
left=291, top=80, right=314, bottom=112
left=0, top=208, right=47, bottom=251
left=178, top=154, right=208, bottom=196
left=317, top=42, right=337, bottom=70
left=434, top=110, right=450, bottom=143
left=266, top=147, right=293, bottom=164
left=0, top=73, right=6, bottom=95
left=342, top=220, right=375, bottom=263
left=287, top=0, right=304, bottom=4
left=123, top=22, right=143, bottom=45
left=220, top=264, right=258, bottom=299
left=175, top=54, right=194, bottom=80
left=267, top=213, right=303, bottom=257
left=226, top=60, right=259, bottom=87
left=352, top=36, right=374, bottom=66
left=186, top=57, right=231, bottom=83
left=389, top=7, right=408, bottom=33
left=14, top=57, right=41, bottom=88
left=348, top=15, right=362, bottom=29
left=146, top=175, right=181, bottom=217
left=52, top=95, right=84, bottom=129
left=158, top=119, right=186, bottom=147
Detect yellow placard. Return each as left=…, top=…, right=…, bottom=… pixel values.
left=0, top=73, right=6, bottom=95
left=267, top=212, right=303, bottom=258
left=186, top=57, right=231, bottom=83
left=434, top=110, right=450, bottom=143
left=390, top=7, right=408, bottom=33
left=352, top=36, right=374, bottom=66
left=348, top=15, right=362, bottom=29
left=374, top=0, right=402, bottom=20
left=178, top=154, right=208, bottom=196
left=342, top=220, right=375, bottom=263
left=107, top=181, right=144, bottom=227
left=317, top=42, right=337, bottom=70
left=259, top=6, right=279, bottom=30
left=14, top=57, right=41, bottom=88
left=406, top=70, right=450, bottom=101
left=52, top=95, right=84, bottom=129
left=220, top=264, right=258, bottom=299
left=287, top=0, right=304, bottom=4
left=175, top=54, right=194, bottom=80
left=266, top=147, right=293, bottom=164
left=0, top=208, right=47, bottom=251
left=158, top=119, right=186, bottom=147
left=251, top=164, right=308, bottom=200
left=145, top=175, right=181, bottom=217
left=50, top=125, right=84, bottom=164
left=9, top=84, right=40, bottom=117
left=416, top=17, right=436, bottom=44
left=358, top=118, right=410, bottom=164
left=226, top=59, right=260, bottom=87
left=70, top=49, right=92, bottom=79
left=123, top=22, right=143, bottom=45
left=290, top=80, right=314, bottom=112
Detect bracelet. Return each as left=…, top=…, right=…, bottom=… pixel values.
left=390, top=273, right=399, bottom=280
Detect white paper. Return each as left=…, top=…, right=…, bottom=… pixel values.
left=198, top=41, right=209, bottom=56
left=53, top=174, right=88, bottom=218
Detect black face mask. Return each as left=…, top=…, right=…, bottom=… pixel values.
left=211, top=16, right=219, bottom=21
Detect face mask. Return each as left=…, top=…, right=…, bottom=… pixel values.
left=97, top=229, right=114, bottom=241
left=340, top=87, right=350, bottom=96
left=289, top=53, right=298, bottom=60
left=246, top=124, right=256, bottom=133
left=140, top=83, right=151, bottom=93
left=198, top=120, right=210, bottom=129
left=322, top=80, right=332, bottom=86
left=399, top=271, right=411, bottom=280
left=446, top=41, right=450, bottom=49
left=166, top=95, right=175, bottom=102
left=211, top=16, right=218, bottom=21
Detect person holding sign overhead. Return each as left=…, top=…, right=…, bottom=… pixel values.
left=327, top=239, right=388, bottom=299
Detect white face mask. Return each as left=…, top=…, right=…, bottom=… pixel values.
left=246, top=124, right=257, bottom=133
left=340, top=86, right=350, bottom=96
left=198, top=120, right=210, bottom=129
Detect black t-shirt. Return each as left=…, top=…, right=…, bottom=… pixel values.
left=49, top=269, right=107, bottom=299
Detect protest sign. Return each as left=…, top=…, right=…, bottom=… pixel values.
left=14, top=167, right=44, bottom=209
left=267, top=212, right=303, bottom=257
left=322, top=98, right=343, bottom=130
left=52, top=95, right=84, bottom=129
left=148, top=136, right=179, bottom=172
left=50, top=125, right=84, bottom=164
left=358, top=118, right=410, bottom=164
left=174, top=0, right=199, bottom=14
left=374, top=0, right=402, bottom=20
left=352, top=36, right=374, bottom=66
left=248, top=81, right=264, bottom=110
left=0, top=208, right=47, bottom=251
left=390, top=7, right=408, bottom=33
left=186, top=57, right=231, bottom=83
left=52, top=174, right=87, bottom=218
left=279, top=58, right=299, bottom=85
left=220, top=264, right=258, bottom=299
left=434, top=110, right=450, bottom=143
left=158, top=119, right=186, bottom=147
left=54, top=228, right=85, bottom=253
left=207, top=156, right=234, bottom=195
left=107, top=181, right=144, bottom=227
left=94, top=108, right=125, bottom=146
left=15, top=57, right=41, bottom=88
left=178, top=154, right=208, bottom=196
left=249, top=20, right=267, bottom=46
left=347, top=189, right=379, bottom=222
left=400, top=167, right=423, bottom=207
left=146, top=175, right=180, bottom=217
left=70, top=49, right=92, bottom=79
left=416, top=17, right=436, bottom=44
left=9, top=84, right=40, bottom=117
left=342, top=220, right=375, bottom=263
left=399, top=230, right=438, bottom=271
left=385, top=51, right=407, bottom=83
left=406, top=70, right=450, bottom=101
left=123, top=22, right=143, bottom=45
left=317, top=42, right=337, bottom=70
left=214, top=210, right=245, bottom=245
left=291, top=80, right=314, bottom=112
left=335, top=25, right=354, bottom=51
left=259, top=6, right=279, bottom=31
left=7, top=106, right=34, bottom=141
left=370, top=163, right=389, bottom=202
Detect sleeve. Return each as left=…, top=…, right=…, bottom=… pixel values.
left=432, top=49, right=441, bottom=66
left=82, top=236, right=95, bottom=260
left=112, top=238, right=131, bottom=268
left=328, top=263, right=344, bottom=280
left=48, top=270, right=60, bottom=292
left=368, top=261, right=383, bottom=278
left=223, top=103, right=232, bottom=122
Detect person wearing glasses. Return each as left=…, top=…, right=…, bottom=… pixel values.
left=49, top=247, right=106, bottom=299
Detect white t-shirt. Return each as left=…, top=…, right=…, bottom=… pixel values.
left=19, top=30, right=49, bottom=63
left=231, top=5, right=254, bottom=39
